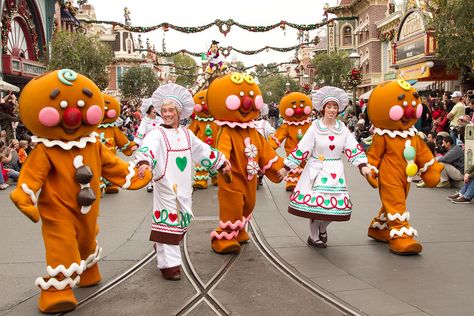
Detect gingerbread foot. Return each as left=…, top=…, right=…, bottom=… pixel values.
left=105, top=185, right=119, bottom=194
left=389, top=237, right=422, bottom=255
left=193, top=179, right=208, bottom=189
left=38, top=287, right=77, bottom=313
left=367, top=226, right=390, bottom=243
left=237, top=229, right=250, bottom=244
left=212, top=238, right=241, bottom=254
left=78, top=263, right=102, bottom=287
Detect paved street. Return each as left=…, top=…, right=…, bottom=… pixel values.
left=0, top=159, right=473, bottom=315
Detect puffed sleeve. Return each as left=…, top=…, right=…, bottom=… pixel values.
left=284, top=125, right=315, bottom=169
left=343, top=127, right=368, bottom=167
left=189, top=130, right=226, bottom=171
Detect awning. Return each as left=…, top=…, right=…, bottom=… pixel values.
left=412, top=81, right=434, bottom=91
left=359, top=88, right=374, bottom=101
left=0, top=80, right=20, bottom=92
left=60, top=8, right=80, bottom=26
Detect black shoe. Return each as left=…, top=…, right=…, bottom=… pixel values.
left=160, top=266, right=181, bottom=281
left=319, top=231, right=328, bottom=243
left=147, top=185, right=153, bottom=192
left=447, top=192, right=460, bottom=201
left=307, top=237, right=326, bottom=248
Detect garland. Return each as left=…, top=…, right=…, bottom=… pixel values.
left=79, top=17, right=356, bottom=36
left=347, top=69, right=362, bottom=87
left=378, top=29, right=395, bottom=42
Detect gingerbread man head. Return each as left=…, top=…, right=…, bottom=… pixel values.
left=101, top=94, right=121, bottom=124
left=19, top=69, right=104, bottom=141
left=278, top=92, right=312, bottom=123
left=368, top=79, right=422, bottom=131
left=192, top=89, right=212, bottom=119
left=206, top=72, right=264, bottom=123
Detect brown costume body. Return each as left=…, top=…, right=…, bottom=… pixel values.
left=269, top=92, right=312, bottom=190
left=365, top=80, right=443, bottom=255
left=207, top=73, right=284, bottom=254
left=10, top=70, right=151, bottom=313
left=188, top=90, right=219, bottom=188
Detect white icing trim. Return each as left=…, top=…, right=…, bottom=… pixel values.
left=81, top=205, right=92, bottom=215
left=284, top=176, right=299, bottom=182
left=371, top=222, right=387, bottom=230
left=46, top=261, right=86, bottom=278
left=32, top=132, right=98, bottom=150
left=35, top=275, right=80, bottom=290
left=122, top=161, right=136, bottom=189
left=282, top=117, right=311, bottom=126
left=387, top=212, right=410, bottom=222
left=73, top=155, right=84, bottom=169
left=390, top=227, right=418, bottom=238
left=21, top=183, right=37, bottom=204
left=419, top=158, right=435, bottom=174
left=214, top=120, right=256, bottom=128
left=367, top=164, right=379, bottom=174
left=379, top=213, right=387, bottom=221
left=85, top=243, right=102, bottom=268
left=373, top=127, right=417, bottom=138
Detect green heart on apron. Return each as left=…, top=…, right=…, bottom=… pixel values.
left=338, top=199, right=344, bottom=206
left=324, top=199, right=330, bottom=206
left=321, top=177, right=328, bottom=184
left=176, top=156, right=187, bottom=172
left=339, top=178, right=344, bottom=184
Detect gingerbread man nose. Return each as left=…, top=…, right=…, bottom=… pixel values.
left=241, top=96, right=254, bottom=111
left=294, top=107, right=303, bottom=116
left=63, top=107, right=82, bottom=126
left=404, top=106, right=416, bottom=119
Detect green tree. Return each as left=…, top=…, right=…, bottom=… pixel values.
left=173, top=54, right=198, bottom=87
left=121, top=66, right=159, bottom=104
left=47, top=31, right=113, bottom=90
left=311, top=51, right=351, bottom=88
left=431, top=0, right=474, bottom=72
left=258, top=74, right=300, bottom=104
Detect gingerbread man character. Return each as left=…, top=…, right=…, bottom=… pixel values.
left=366, top=79, right=443, bottom=255
left=10, top=69, right=151, bottom=313
left=269, top=92, right=313, bottom=191
left=207, top=72, right=285, bottom=254
left=97, top=94, right=137, bottom=193
left=188, top=89, right=220, bottom=189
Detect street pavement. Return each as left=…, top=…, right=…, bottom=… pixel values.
left=0, top=156, right=473, bottom=315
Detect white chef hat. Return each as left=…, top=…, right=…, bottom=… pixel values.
left=312, top=86, right=349, bottom=112
left=151, top=83, right=194, bottom=119
left=140, top=98, right=153, bottom=117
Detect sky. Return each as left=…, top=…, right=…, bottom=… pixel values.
left=85, top=0, right=339, bottom=67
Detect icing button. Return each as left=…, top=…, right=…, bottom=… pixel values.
left=75, top=165, right=94, bottom=184
left=77, top=187, right=96, bottom=206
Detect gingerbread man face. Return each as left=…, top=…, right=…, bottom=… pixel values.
left=193, top=89, right=212, bottom=119
left=279, top=92, right=312, bottom=122
left=207, top=72, right=264, bottom=123
left=368, top=79, right=422, bottom=130
left=19, top=69, right=104, bottom=141
left=101, top=94, right=121, bottom=124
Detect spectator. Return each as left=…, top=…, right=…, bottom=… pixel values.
left=4, top=139, right=20, bottom=171
left=420, top=96, right=432, bottom=134
left=436, top=135, right=464, bottom=187
left=18, top=139, right=28, bottom=165
left=0, top=99, right=19, bottom=143
left=447, top=91, right=465, bottom=143
left=432, top=102, right=448, bottom=133
left=343, top=100, right=355, bottom=123
left=0, top=141, right=19, bottom=183
left=447, top=165, right=474, bottom=204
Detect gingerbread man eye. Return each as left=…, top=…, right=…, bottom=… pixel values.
left=201, top=101, right=205, bottom=105
left=300, top=104, right=304, bottom=107
left=293, top=105, right=297, bottom=109
left=239, top=91, right=245, bottom=97
left=249, top=91, right=255, bottom=96
left=60, top=100, right=68, bottom=109
left=77, top=100, right=85, bottom=108
left=411, top=101, right=417, bottom=106
left=104, top=106, right=108, bottom=110
left=403, top=101, right=408, bottom=107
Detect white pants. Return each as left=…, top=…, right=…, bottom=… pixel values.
left=309, top=220, right=330, bottom=240
left=440, top=163, right=463, bottom=182
left=155, top=242, right=181, bottom=269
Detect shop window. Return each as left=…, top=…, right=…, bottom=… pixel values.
left=343, top=26, right=352, bottom=46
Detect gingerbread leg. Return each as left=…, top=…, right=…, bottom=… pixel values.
left=193, top=164, right=209, bottom=189
left=105, top=184, right=119, bottom=194
left=367, top=207, right=390, bottom=243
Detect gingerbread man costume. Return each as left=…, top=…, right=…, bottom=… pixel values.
left=365, top=79, right=443, bottom=255
left=269, top=92, right=312, bottom=191
left=207, top=72, right=285, bottom=254
left=10, top=70, right=151, bottom=313
left=187, top=89, right=220, bottom=189
left=97, top=94, right=137, bottom=193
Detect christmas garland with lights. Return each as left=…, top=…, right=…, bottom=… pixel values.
left=155, top=61, right=295, bottom=72
left=378, top=29, right=395, bottom=42
left=79, top=17, right=356, bottom=36
left=347, top=69, right=362, bottom=87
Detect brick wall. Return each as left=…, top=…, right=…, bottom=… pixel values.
left=358, top=5, right=386, bottom=74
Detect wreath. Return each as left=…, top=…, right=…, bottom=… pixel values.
left=347, top=69, right=362, bottom=87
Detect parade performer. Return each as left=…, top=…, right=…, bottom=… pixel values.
left=254, top=103, right=276, bottom=186
left=269, top=92, right=313, bottom=191
left=206, top=40, right=227, bottom=74
left=365, top=79, right=443, bottom=255
left=282, top=86, right=372, bottom=248
left=135, top=83, right=230, bottom=280
left=10, top=69, right=152, bottom=313
left=188, top=89, right=220, bottom=189
left=134, top=98, right=164, bottom=192
left=97, top=94, right=137, bottom=194
left=207, top=72, right=286, bottom=254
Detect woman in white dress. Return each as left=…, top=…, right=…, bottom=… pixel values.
left=280, top=86, right=372, bottom=248
left=136, top=84, right=230, bottom=280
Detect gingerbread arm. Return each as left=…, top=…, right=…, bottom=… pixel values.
left=114, top=126, right=136, bottom=156
left=10, top=145, right=51, bottom=222
left=414, top=136, right=443, bottom=187
left=268, top=124, right=288, bottom=149
left=363, top=134, right=386, bottom=188
left=187, top=119, right=199, bottom=135
left=100, top=142, right=151, bottom=190
left=258, top=133, right=284, bottom=183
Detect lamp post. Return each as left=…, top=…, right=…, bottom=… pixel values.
left=348, top=49, right=360, bottom=105
left=285, top=81, right=291, bottom=93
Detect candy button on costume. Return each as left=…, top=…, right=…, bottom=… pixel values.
left=10, top=69, right=151, bottom=313
left=269, top=92, right=313, bottom=191
left=207, top=73, right=285, bottom=254
left=97, top=94, right=137, bottom=194
left=187, top=89, right=220, bottom=189
left=135, top=84, right=227, bottom=278
left=366, top=79, right=443, bottom=255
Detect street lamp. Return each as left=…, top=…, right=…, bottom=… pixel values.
left=348, top=49, right=360, bottom=105
left=285, top=81, right=291, bottom=92
left=302, top=74, right=309, bottom=85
